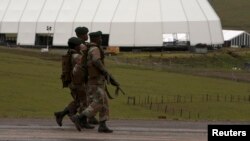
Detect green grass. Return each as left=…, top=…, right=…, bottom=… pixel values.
left=211, top=0, right=250, bottom=32
left=0, top=48, right=250, bottom=121
left=116, top=49, right=250, bottom=71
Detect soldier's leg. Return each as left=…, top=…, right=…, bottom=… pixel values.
left=87, top=91, right=99, bottom=125
left=54, top=88, right=78, bottom=126
left=77, top=86, right=94, bottom=129
left=98, top=87, right=112, bottom=133
left=71, top=85, right=112, bottom=132
left=71, top=85, right=103, bottom=131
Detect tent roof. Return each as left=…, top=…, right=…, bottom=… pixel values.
left=223, top=30, right=247, bottom=41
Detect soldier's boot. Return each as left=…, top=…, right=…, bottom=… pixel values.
left=88, top=116, right=99, bottom=125
left=54, top=107, right=69, bottom=127
left=70, top=115, right=83, bottom=132
left=79, top=116, right=95, bottom=129
left=98, top=120, right=113, bottom=133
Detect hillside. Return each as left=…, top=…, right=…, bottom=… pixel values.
left=211, top=0, right=250, bottom=32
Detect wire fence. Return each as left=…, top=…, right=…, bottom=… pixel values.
left=126, top=94, right=250, bottom=119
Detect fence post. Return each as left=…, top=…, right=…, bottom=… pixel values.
left=127, top=96, right=136, bottom=105
left=180, top=108, right=183, bottom=117
left=165, top=105, right=168, bottom=113
left=149, top=102, right=152, bottom=110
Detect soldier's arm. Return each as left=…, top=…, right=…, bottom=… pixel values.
left=71, top=54, right=83, bottom=74
left=91, top=47, right=109, bottom=76
left=91, top=47, right=120, bottom=87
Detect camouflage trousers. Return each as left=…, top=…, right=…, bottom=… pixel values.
left=81, top=84, right=109, bottom=122
left=67, top=84, right=88, bottom=116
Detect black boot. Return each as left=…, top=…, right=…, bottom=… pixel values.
left=70, top=115, right=83, bottom=132
left=88, top=116, right=99, bottom=125
left=98, top=120, right=113, bottom=133
left=54, top=107, right=69, bottom=127
left=79, top=116, right=95, bottom=129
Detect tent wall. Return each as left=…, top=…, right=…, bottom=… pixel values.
left=135, top=0, right=162, bottom=46
left=73, top=0, right=101, bottom=36
left=161, top=0, right=189, bottom=34
left=0, top=0, right=10, bottom=31
left=91, top=0, right=120, bottom=34
left=36, top=0, right=64, bottom=34
left=197, top=0, right=223, bottom=45
left=53, top=0, right=82, bottom=46
left=109, top=0, right=139, bottom=46
left=0, top=0, right=224, bottom=47
left=17, top=0, right=46, bottom=45
left=0, top=0, right=28, bottom=33
left=230, top=33, right=250, bottom=47
left=182, top=0, right=211, bottom=45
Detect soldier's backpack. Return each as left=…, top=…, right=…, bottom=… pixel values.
left=60, top=52, right=72, bottom=88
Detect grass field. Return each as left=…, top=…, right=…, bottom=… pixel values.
left=211, top=0, right=250, bottom=32
left=0, top=47, right=250, bottom=121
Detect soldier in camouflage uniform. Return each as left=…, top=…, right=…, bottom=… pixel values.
left=54, top=37, right=94, bottom=129
left=71, top=31, right=113, bottom=133
left=75, top=27, right=99, bottom=125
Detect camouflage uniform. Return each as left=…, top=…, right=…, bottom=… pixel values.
left=72, top=31, right=113, bottom=133
left=81, top=45, right=109, bottom=121
left=54, top=37, right=93, bottom=129
left=67, top=50, right=87, bottom=115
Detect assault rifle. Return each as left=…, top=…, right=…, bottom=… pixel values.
left=105, top=73, right=125, bottom=99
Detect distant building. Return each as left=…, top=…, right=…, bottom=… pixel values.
left=223, top=30, right=250, bottom=48
left=0, top=0, right=224, bottom=47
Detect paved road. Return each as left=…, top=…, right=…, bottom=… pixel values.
left=0, top=119, right=248, bottom=141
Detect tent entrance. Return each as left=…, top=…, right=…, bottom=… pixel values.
left=3, top=33, right=17, bottom=46
left=0, top=34, right=6, bottom=45
left=163, top=33, right=190, bottom=47
left=35, top=34, right=53, bottom=46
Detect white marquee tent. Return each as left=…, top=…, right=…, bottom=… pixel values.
left=223, top=30, right=250, bottom=47
left=0, top=0, right=224, bottom=47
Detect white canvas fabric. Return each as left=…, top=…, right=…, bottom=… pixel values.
left=0, top=0, right=224, bottom=47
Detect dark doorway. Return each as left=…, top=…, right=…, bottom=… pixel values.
left=0, top=34, right=6, bottom=45
left=5, top=34, right=17, bottom=46
left=35, top=34, right=53, bottom=47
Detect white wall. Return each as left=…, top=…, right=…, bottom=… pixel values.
left=17, top=0, right=46, bottom=45
left=91, top=0, right=120, bottom=34
left=181, top=0, right=211, bottom=45
left=1, top=0, right=28, bottom=33
left=0, top=0, right=223, bottom=47
left=161, top=0, right=189, bottom=33
left=0, top=0, right=10, bottom=32
left=53, top=0, right=82, bottom=46
left=109, top=0, right=139, bottom=46
left=36, top=0, right=64, bottom=34
left=135, top=0, right=162, bottom=46
left=73, top=0, right=101, bottom=36
left=197, top=0, right=223, bottom=44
